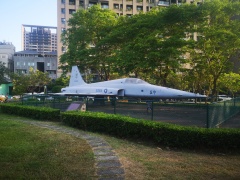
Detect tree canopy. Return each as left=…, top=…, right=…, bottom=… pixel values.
left=188, top=0, right=240, bottom=97
left=59, top=0, right=240, bottom=96
left=60, top=5, right=118, bottom=80
left=11, top=68, right=51, bottom=95
left=0, top=61, right=9, bottom=84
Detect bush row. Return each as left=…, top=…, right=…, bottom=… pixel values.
left=0, top=104, right=60, bottom=121
left=1, top=104, right=239, bottom=151
left=61, top=111, right=240, bottom=151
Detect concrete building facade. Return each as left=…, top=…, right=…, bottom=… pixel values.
left=18, top=25, right=58, bottom=80
left=0, top=41, right=15, bottom=72
left=0, top=41, right=15, bottom=96
left=14, top=50, right=58, bottom=79
left=22, top=24, right=57, bottom=54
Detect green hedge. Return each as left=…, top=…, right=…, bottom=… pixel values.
left=61, top=111, right=240, bottom=151
left=0, top=104, right=60, bottom=121
left=1, top=104, right=239, bottom=151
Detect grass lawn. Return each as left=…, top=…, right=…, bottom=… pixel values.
left=98, top=133, right=240, bottom=179
left=1, top=113, right=240, bottom=180
left=0, top=114, right=95, bottom=179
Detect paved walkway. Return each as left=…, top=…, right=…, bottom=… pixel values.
left=18, top=120, right=125, bottom=180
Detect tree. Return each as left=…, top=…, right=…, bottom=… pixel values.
left=0, top=61, right=9, bottom=84
left=103, top=4, right=204, bottom=87
left=189, top=0, right=240, bottom=97
left=60, top=5, right=118, bottom=80
left=218, top=72, right=240, bottom=97
left=11, top=73, right=29, bottom=95
left=11, top=68, right=51, bottom=95
left=47, top=75, right=70, bottom=93
left=27, top=67, right=51, bottom=94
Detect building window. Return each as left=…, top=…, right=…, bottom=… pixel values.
left=147, top=0, right=154, bottom=3
left=17, top=62, right=20, bottom=66
left=114, top=4, right=119, bottom=9
left=89, top=2, right=97, bottom=7
left=47, top=63, right=50, bottom=67
left=69, top=9, right=76, bottom=14
left=61, top=8, right=65, bottom=14
left=62, top=46, right=66, bottom=53
left=61, top=28, right=66, bottom=33
left=61, top=0, right=65, bottom=4
left=126, top=5, right=133, bottom=11
left=79, top=0, right=84, bottom=7
left=101, top=3, right=109, bottom=9
left=17, top=69, right=27, bottom=74
left=69, top=0, right=76, bottom=5
left=120, top=4, right=123, bottom=10
left=137, top=6, right=143, bottom=11
left=158, top=1, right=170, bottom=6
left=61, top=18, right=66, bottom=24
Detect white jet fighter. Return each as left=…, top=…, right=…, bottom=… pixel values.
left=60, top=66, right=206, bottom=99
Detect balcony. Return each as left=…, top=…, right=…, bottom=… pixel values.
left=158, top=1, right=170, bottom=6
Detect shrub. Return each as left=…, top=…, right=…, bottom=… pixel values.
left=61, top=111, right=240, bottom=151
left=1, top=104, right=239, bottom=151
left=52, top=86, right=64, bottom=93
left=0, top=103, right=60, bottom=121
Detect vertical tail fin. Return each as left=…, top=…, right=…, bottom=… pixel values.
left=69, top=66, right=86, bottom=87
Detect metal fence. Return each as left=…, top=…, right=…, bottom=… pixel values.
left=13, top=95, right=240, bottom=128
left=207, top=97, right=240, bottom=128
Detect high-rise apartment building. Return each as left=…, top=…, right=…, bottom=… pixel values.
left=22, top=24, right=57, bottom=54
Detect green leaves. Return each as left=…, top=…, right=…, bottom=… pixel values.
left=60, top=1, right=240, bottom=95
left=60, top=5, right=117, bottom=79
left=189, top=0, right=240, bottom=97
left=0, top=61, right=9, bottom=84
left=11, top=68, right=51, bottom=95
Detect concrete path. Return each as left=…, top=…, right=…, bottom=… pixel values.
left=18, top=120, right=125, bottom=180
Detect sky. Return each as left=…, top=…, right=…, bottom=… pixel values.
left=0, top=0, right=57, bottom=52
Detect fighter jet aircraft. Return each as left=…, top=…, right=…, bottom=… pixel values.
left=59, top=66, right=206, bottom=99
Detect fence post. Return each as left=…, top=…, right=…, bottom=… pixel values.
left=86, top=97, right=89, bottom=111
left=53, top=96, right=55, bottom=109
left=114, top=98, right=116, bottom=114
left=206, top=103, right=209, bottom=128
left=151, top=100, right=153, bottom=120
left=224, top=101, right=226, bottom=120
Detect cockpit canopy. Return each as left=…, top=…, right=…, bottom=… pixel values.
left=124, top=78, right=148, bottom=84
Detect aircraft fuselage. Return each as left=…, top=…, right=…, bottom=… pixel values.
left=61, top=78, right=205, bottom=99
